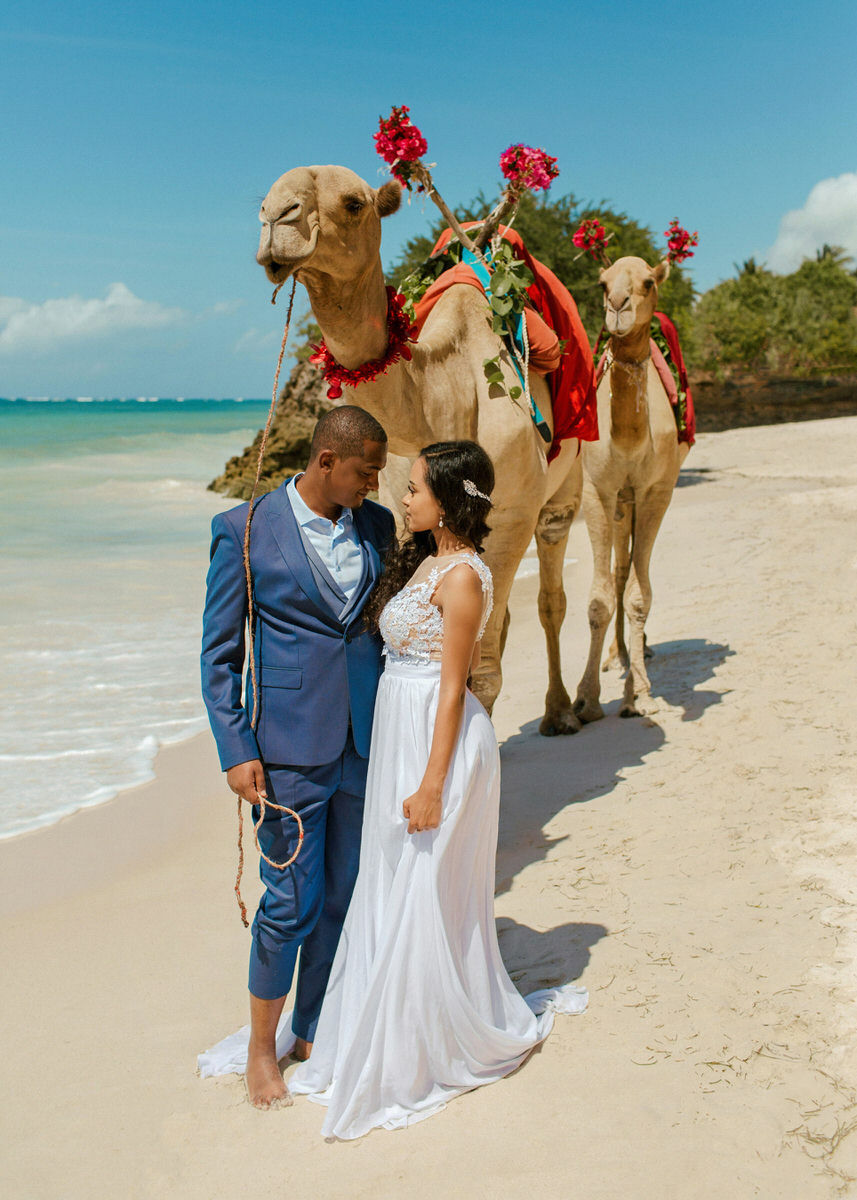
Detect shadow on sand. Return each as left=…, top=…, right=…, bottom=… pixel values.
left=493, top=637, right=732, bottom=983
left=497, top=918, right=607, bottom=993
left=645, top=637, right=733, bottom=721
left=676, top=466, right=721, bottom=488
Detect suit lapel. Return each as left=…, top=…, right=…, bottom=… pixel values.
left=344, top=504, right=382, bottom=626
left=263, top=484, right=341, bottom=629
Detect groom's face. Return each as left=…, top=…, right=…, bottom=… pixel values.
left=326, top=439, right=388, bottom=509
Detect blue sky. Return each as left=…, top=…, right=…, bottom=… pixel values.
left=2, top=0, right=855, bottom=397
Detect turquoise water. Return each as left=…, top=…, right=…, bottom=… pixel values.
left=0, top=398, right=270, bottom=838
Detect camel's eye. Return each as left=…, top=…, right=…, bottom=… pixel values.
left=643, top=278, right=654, bottom=291
left=343, top=196, right=364, bottom=216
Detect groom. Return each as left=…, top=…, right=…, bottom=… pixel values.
left=201, top=405, right=393, bottom=1108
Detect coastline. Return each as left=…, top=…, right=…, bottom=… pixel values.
left=3, top=417, right=857, bottom=1196
left=0, top=733, right=224, bottom=918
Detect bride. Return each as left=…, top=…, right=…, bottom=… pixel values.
left=287, top=439, right=587, bottom=1139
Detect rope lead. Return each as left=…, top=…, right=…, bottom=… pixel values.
left=234, top=277, right=304, bottom=926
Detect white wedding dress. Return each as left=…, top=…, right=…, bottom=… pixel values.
left=284, top=550, right=588, bottom=1138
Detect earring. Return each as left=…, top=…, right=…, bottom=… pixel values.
left=438, top=516, right=444, bottom=528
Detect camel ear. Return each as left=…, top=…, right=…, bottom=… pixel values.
left=653, top=258, right=670, bottom=286
left=375, top=182, right=402, bottom=218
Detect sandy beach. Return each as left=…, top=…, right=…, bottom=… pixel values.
left=3, top=415, right=857, bottom=1199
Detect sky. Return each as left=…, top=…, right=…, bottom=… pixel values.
left=2, top=0, right=856, bottom=397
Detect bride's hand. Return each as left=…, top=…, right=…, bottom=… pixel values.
left=403, top=786, right=442, bottom=834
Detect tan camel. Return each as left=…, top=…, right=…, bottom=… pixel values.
left=256, top=164, right=584, bottom=733
left=574, top=256, right=690, bottom=721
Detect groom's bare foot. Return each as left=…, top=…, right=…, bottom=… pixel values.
left=245, top=1043, right=292, bottom=1110
left=292, top=1037, right=313, bottom=1062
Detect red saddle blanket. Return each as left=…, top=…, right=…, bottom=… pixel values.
left=413, top=224, right=598, bottom=460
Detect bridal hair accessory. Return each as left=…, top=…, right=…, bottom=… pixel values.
left=463, top=478, right=492, bottom=504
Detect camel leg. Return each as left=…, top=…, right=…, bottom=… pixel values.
left=574, top=480, right=616, bottom=723
left=499, top=604, right=511, bottom=657
left=604, top=487, right=633, bottom=671
left=620, top=487, right=673, bottom=717
left=535, top=469, right=583, bottom=736
left=472, top=521, right=536, bottom=715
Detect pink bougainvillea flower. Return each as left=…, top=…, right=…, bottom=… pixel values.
left=664, top=219, right=699, bottom=263
left=373, top=105, right=428, bottom=190
left=499, top=144, right=559, bottom=194
left=572, top=218, right=609, bottom=259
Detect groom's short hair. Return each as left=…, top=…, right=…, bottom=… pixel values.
left=309, top=406, right=388, bottom=462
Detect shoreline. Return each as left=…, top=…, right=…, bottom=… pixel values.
left=0, top=732, right=223, bottom=918
left=4, top=417, right=857, bottom=1196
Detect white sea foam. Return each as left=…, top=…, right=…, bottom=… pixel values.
left=0, top=398, right=269, bottom=839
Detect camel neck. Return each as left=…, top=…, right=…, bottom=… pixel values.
left=301, top=262, right=389, bottom=369
left=607, top=333, right=651, bottom=445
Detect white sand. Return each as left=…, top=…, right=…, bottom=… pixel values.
left=3, top=417, right=857, bottom=1198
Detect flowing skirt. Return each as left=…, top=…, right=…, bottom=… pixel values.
left=289, top=658, right=587, bottom=1139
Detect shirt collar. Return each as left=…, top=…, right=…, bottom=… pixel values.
left=287, top=474, right=353, bottom=532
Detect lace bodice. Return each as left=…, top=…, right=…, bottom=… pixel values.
left=379, top=551, right=494, bottom=666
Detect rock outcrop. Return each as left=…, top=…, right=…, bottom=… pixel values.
left=209, top=365, right=857, bottom=501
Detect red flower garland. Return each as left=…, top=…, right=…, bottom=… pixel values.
left=309, top=287, right=418, bottom=400
left=499, top=144, right=559, bottom=193
left=373, top=105, right=428, bottom=191
left=664, top=219, right=699, bottom=263
left=573, top=218, right=609, bottom=259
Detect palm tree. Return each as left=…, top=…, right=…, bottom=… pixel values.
left=815, top=243, right=853, bottom=268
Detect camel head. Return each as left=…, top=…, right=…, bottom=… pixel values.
left=256, top=165, right=402, bottom=286
left=599, top=256, right=670, bottom=339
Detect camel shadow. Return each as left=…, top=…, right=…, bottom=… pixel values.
left=495, top=638, right=731, bottom=897
left=675, top=466, right=720, bottom=488
left=643, top=637, right=733, bottom=721
left=496, top=918, right=606, bottom=991
left=495, top=710, right=665, bottom=899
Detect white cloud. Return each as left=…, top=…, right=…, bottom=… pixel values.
left=0, top=283, right=186, bottom=352
left=767, top=173, right=857, bottom=272
left=233, top=327, right=281, bottom=357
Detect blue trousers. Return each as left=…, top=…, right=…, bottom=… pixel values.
left=249, top=733, right=366, bottom=1041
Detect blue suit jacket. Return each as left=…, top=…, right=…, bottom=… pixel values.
left=201, top=483, right=395, bottom=771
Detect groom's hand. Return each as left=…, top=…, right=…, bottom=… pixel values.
left=226, top=759, right=267, bottom=805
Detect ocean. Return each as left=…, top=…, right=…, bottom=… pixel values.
left=0, top=397, right=271, bottom=839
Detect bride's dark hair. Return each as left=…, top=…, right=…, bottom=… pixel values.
left=364, top=440, right=495, bottom=632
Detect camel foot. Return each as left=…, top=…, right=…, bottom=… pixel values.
left=620, top=693, right=659, bottom=718
left=573, top=697, right=604, bottom=724
left=539, top=708, right=582, bottom=737
left=602, top=650, right=628, bottom=672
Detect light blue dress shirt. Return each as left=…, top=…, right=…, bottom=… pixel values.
left=286, top=474, right=364, bottom=603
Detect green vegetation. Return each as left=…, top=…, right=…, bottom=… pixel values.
left=291, top=189, right=857, bottom=380
left=692, top=248, right=857, bottom=377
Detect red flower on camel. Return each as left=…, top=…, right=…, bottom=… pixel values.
left=499, top=144, right=559, bottom=193
left=373, top=105, right=428, bottom=190
left=309, top=288, right=418, bottom=400
left=572, top=218, right=609, bottom=259
left=664, top=219, right=699, bottom=263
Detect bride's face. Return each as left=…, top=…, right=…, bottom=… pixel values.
left=402, top=457, right=442, bottom=533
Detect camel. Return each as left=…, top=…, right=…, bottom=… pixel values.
left=574, top=256, right=691, bottom=721
left=255, top=164, right=585, bottom=734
